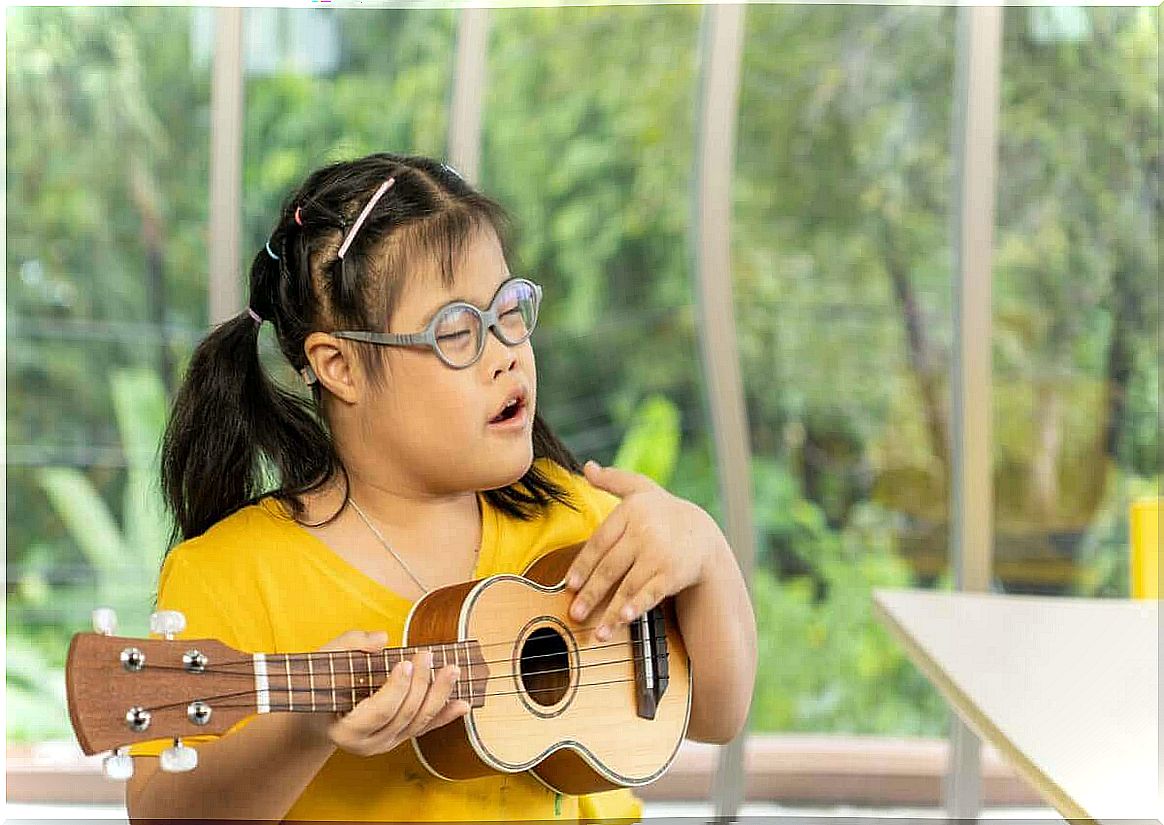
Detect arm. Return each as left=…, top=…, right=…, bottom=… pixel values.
left=127, top=713, right=336, bottom=822
left=674, top=536, right=758, bottom=744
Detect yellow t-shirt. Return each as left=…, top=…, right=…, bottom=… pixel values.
left=126, top=457, right=644, bottom=823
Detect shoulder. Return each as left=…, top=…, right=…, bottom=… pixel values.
left=531, top=457, right=621, bottom=526
left=154, top=500, right=288, bottom=650
left=163, top=498, right=289, bottom=572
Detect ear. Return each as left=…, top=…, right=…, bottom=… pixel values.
left=303, top=332, right=362, bottom=404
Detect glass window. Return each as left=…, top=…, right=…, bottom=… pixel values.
left=993, top=6, right=1159, bottom=597
left=7, top=5, right=210, bottom=742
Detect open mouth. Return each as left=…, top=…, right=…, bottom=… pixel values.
left=490, top=396, right=525, bottom=424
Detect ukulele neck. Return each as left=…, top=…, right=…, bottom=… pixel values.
left=254, top=640, right=486, bottom=714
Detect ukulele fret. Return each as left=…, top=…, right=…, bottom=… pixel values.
left=451, top=643, right=460, bottom=701
left=463, top=641, right=472, bottom=705
left=307, top=653, right=316, bottom=711
left=347, top=651, right=355, bottom=710
left=328, top=652, right=337, bottom=712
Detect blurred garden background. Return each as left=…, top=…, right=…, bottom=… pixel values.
left=6, top=2, right=1158, bottom=780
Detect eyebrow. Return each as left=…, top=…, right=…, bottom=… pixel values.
left=421, top=275, right=517, bottom=320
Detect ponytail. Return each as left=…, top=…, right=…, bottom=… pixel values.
left=160, top=311, right=336, bottom=543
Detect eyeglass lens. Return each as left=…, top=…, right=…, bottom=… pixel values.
left=434, top=279, right=538, bottom=367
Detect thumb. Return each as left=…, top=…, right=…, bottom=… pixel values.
left=584, top=460, right=650, bottom=497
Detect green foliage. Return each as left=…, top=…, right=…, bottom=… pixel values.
left=5, top=6, right=1158, bottom=747
left=611, top=394, right=682, bottom=486
left=747, top=456, right=949, bottom=734
left=8, top=367, right=170, bottom=743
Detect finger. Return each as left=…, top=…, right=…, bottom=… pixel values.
left=592, top=564, right=657, bottom=642
left=564, top=506, right=628, bottom=594
left=583, top=460, right=656, bottom=498
left=420, top=698, right=472, bottom=735
left=362, top=649, right=432, bottom=747
left=569, top=537, right=635, bottom=625
left=321, top=629, right=388, bottom=653
left=403, top=662, right=462, bottom=739
left=343, top=652, right=418, bottom=737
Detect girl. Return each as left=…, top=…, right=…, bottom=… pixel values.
left=124, top=151, right=757, bottom=823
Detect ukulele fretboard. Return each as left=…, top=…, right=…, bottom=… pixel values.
left=252, top=641, right=487, bottom=714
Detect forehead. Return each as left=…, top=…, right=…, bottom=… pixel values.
left=397, top=227, right=512, bottom=325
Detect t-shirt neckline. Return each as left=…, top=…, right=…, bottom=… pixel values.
left=257, top=492, right=498, bottom=607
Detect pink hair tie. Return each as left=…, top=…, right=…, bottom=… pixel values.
left=338, top=177, right=396, bottom=260
left=294, top=206, right=304, bottom=226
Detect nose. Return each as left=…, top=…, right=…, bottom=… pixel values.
left=482, top=321, right=519, bottom=375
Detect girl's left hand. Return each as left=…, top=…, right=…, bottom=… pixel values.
left=564, top=460, right=724, bottom=642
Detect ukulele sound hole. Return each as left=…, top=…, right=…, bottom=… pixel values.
left=518, top=627, right=570, bottom=707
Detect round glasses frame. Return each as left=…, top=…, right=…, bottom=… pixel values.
left=327, top=277, right=542, bottom=371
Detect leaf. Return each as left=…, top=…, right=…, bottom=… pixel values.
left=612, top=393, right=681, bottom=486
left=37, top=467, right=125, bottom=573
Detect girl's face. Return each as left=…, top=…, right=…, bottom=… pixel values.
left=354, top=227, right=538, bottom=495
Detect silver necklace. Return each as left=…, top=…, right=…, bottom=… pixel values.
left=348, top=498, right=432, bottom=595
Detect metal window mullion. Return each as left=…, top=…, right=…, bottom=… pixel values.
left=448, top=8, right=490, bottom=186
left=946, top=6, right=1002, bottom=818
left=208, top=7, right=244, bottom=326
left=691, top=4, right=754, bottom=820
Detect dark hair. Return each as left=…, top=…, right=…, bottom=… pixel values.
left=161, top=151, right=585, bottom=545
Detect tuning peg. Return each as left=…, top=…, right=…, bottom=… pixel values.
left=102, top=747, right=134, bottom=780
left=92, top=607, right=118, bottom=636
left=159, top=737, right=198, bottom=773
left=149, top=610, right=187, bottom=640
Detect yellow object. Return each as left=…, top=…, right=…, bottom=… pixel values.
left=127, top=457, right=644, bottom=822
left=1130, top=497, right=1160, bottom=599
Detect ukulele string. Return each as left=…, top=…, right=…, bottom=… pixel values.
left=151, top=618, right=665, bottom=674
left=136, top=649, right=669, bottom=715
left=142, top=673, right=656, bottom=716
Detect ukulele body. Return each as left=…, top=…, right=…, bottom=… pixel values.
left=405, top=542, right=691, bottom=794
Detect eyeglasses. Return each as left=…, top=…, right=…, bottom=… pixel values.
left=328, top=277, right=542, bottom=370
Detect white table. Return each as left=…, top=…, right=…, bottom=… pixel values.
left=872, top=588, right=1160, bottom=825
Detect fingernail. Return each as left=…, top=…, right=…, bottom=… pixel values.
left=621, top=605, right=634, bottom=621
left=572, top=601, right=588, bottom=620
left=595, top=625, right=610, bottom=641
left=567, top=573, right=580, bottom=590
left=401, top=661, right=413, bottom=677
left=450, top=665, right=460, bottom=678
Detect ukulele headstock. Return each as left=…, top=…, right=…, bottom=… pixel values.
left=66, top=608, right=257, bottom=777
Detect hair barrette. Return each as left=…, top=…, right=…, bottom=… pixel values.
left=337, top=177, right=396, bottom=260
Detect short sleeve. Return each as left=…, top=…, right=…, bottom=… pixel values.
left=125, top=550, right=260, bottom=757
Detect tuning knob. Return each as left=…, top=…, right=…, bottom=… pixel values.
left=159, top=737, right=198, bottom=773
left=92, top=607, right=118, bottom=636
left=149, top=610, right=187, bottom=640
left=102, top=747, right=134, bottom=780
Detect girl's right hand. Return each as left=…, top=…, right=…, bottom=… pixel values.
left=302, top=630, right=471, bottom=757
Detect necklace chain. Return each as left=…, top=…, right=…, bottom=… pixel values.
left=348, top=498, right=432, bottom=596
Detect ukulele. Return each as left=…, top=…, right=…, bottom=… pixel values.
left=66, top=541, right=691, bottom=795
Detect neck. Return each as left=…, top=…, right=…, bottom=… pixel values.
left=309, top=470, right=480, bottom=536
left=255, top=639, right=484, bottom=715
